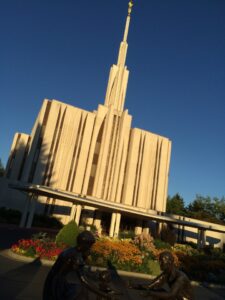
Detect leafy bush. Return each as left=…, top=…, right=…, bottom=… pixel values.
left=24, top=246, right=36, bottom=257
left=90, top=237, right=164, bottom=275
left=119, top=230, right=135, bottom=239
left=10, top=230, right=225, bottom=283
left=33, top=214, right=63, bottom=229
left=160, top=224, right=177, bottom=246
left=90, top=238, right=143, bottom=271
left=172, top=243, right=198, bottom=256
left=31, top=232, right=54, bottom=243
left=0, top=207, right=21, bottom=224
left=134, top=232, right=156, bottom=252
left=55, top=221, right=79, bottom=247
left=175, top=249, right=225, bottom=283
left=154, top=239, right=171, bottom=250
left=0, top=207, right=63, bottom=228
left=146, top=259, right=161, bottom=276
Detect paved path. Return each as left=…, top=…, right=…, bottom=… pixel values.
left=0, top=252, right=48, bottom=299
left=0, top=250, right=224, bottom=300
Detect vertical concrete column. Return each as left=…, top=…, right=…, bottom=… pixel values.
left=142, top=228, right=149, bottom=234
left=70, top=204, right=77, bottom=221
left=143, top=221, right=150, bottom=234
left=109, top=212, right=116, bottom=237
left=75, top=205, right=82, bottom=226
left=20, top=194, right=31, bottom=228
left=114, top=213, right=121, bottom=237
left=197, top=229, right=206, bottom=249
left=181, top=225, right=185, bottom=243
left=202, top=229, right=206, bottom=247
left=26, top=195, right=37, bottom=228
left=134, top=219, right=143, bottom=235
left=197, top=229, right=202, bottom=249
left=93, top=211, right=102, bottom=235
left=85, top=209, right=95, bottom=230
left=155, top=222, right=163, bottom=238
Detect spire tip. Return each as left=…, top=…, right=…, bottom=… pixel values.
left=128, top=0, right=134, bottom=16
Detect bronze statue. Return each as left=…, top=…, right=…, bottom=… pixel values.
left=96, top=270, right=120, bottom=300
left=42, top=231, right=113, bottom=300
left=129, top=250, right=194, bottom=300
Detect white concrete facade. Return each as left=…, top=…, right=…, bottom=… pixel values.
left=0, top=2, right=172, bottom=236
left=3, top=97, right=171, bottom=222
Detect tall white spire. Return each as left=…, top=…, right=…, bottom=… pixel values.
left=104, top=1, right=134, bottom=112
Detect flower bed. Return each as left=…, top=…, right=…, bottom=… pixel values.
left=90, top=238, right=143, bottom=270
left=11, top=239, right=66, bottom=260
left=11, top=231, right=225, bottom=283
left=10, top=235, right=161, bottom=275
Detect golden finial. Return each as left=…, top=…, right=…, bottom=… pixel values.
left=128, top=0, right=134, bottom=16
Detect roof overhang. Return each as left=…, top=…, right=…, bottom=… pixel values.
left=9, top=183, right=225, bottom=234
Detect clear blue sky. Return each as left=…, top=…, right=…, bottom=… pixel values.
left=0, top=0, right=224, bottom=205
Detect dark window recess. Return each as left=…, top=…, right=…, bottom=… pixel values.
left=29, top=101, right=51, bottom=184
left=42, top=107, right=62, bottom=186
left=44, top=198, right=51, bottom=215
left=6, top=134, right=21, bottom=178
left=17, top=137, right=31, bottom=181
left=49, top=199, right=56, bottom=215
left=93, top=153, right=98, bottom=165
left=97, top=124, right=104, bottom=142
left=87, top=176, right=94, bottom=195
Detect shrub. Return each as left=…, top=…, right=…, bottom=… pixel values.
left=154, top=239, right=171, bottom=250
left=33, top=214, right=63, bottom=229
left=0, top=207, right=21, bottom=224
left=0, top=207, right=63, bottom=228
left=90, top=237, right=169, bottom=275
left=119, top=230, right=135, bottom=239
left=160, top=224, right=176, bottom=246
left=172, top=243, right=198, bottom=256
left=175, top=250, right=225, bottom=283
left=146, top=259, right=161, bottom=276
left=91, top=238, right=143, bottom=271
left=31, top=232, right=53, bottom=243
left=134, top=232, right=156, bottom=252
left=55, top=221, right=79, bottom=247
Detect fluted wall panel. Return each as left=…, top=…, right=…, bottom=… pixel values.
left=6, top=98, right=171, bottom=215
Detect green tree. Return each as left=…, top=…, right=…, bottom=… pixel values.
left=186, top=195, right=225, bottom=225
left=213, top=197, right=225, bottom=222
left=167, top=193, right=186, bottom=215
left=0, top=159, right=4, bottom=177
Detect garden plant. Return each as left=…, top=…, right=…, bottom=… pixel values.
left=10, top=224, right=225, bottom=283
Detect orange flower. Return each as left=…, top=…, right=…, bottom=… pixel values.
left=91, top=238, right=143, bottom=266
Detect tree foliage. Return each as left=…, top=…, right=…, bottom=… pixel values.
left=167, top=194, right=225, bottom=225
left=187, top=195, right=225, bottom=224
left=167, top=193, right=186, bottom=215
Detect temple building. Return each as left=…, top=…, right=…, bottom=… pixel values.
left=1, top=2, right=172, bottom=236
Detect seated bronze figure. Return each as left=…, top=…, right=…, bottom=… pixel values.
left=42, top=231, right=113, bottom=300
left=129, top=250, right=194, bottom=300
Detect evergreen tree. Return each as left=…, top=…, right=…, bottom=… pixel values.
left=187, top=195, right=225, bottom=225
left=167, top=193, right=186, bottom=215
